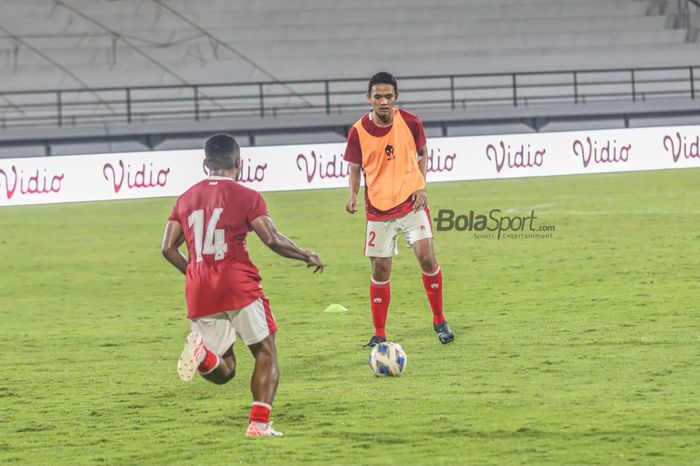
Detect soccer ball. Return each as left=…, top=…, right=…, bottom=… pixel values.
left=368, top=341, right=407, bottom=377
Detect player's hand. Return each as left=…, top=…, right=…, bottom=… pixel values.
left=346, top=194, right=358, bottom=214
left=304, top=250, right=324, bottom=273
left=412, top=188, right=428, bottom=212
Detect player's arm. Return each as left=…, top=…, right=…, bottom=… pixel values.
left=251, top=215, right=324, bottom=273
left=412, top=144, right=428, bottom=212
left=346, top=162, right=361, bottom=214
left=161, top=220, right=188, bottom=275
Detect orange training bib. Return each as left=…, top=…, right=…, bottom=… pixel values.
left=353, top=109, right=425, bottom=211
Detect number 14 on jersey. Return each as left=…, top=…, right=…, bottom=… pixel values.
left=188, top=208, right=228, bottom=261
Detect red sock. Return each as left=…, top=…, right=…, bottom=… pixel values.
left=197, top=348, right=220, bottom=374
left=249, top=402, right=271, bottom=424
left=370, top=280, right=390, bottom=338
left=422, top=267, right=445, bottom=324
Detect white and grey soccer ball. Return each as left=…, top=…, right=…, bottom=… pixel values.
left=368, top=341, right=407, bottom=377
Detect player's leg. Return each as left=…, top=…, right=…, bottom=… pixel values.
left=178, top=313, right=237, bottom=383
left=245, top=334, right=281, bottom=437
left=401, top=210, right=454, bottom=344
left=248, top=335, right=279, bottom=405
left=370, top=255, right=393, bottom=282
left=199, top=345, right=236, bottom=385
left=411, top=236, right=439, bottom=276
left=365, top=219, right=399, bottom=346
left=367, top=256, right=392, bottom=345
left=231, top=298, right=283, bottom=437
left=412, top=238, right=443, bottom=317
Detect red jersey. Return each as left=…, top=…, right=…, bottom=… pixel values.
left=168, top=176, right=268, bottom=318
left=343, top=109, right=427, bottom=221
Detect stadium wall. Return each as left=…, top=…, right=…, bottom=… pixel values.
left=1, top=124, right=699, bottom=207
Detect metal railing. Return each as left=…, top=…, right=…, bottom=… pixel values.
left=0, top=65, right=699, bottom=130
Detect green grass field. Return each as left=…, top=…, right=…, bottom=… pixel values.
left=1, top=168, right=699, bottom=465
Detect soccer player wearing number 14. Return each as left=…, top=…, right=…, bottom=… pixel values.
left=161, top=133, right=323, bottom=438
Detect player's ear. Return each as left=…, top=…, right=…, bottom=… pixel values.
left=366, top=93, right=372, bottom=103
left=203, top=158, right=211, bottom=173
left=234, top=157, right=242, bottom=169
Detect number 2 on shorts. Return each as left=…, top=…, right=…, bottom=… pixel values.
left=367, top=230, right=376, bottom=247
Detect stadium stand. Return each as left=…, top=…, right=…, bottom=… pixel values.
left=0, top=0, right=698, bottom=155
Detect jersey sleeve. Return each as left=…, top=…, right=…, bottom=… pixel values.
left=168, top=199, right=180, bottom=222
left=246, top=192, right=269, bottom=230
left=343, top=126, right=363, bottom=164
left=401, top=109, right=427, bottom=150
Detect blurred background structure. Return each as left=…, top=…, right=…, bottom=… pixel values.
left=0, top=0, right=699, bottom=156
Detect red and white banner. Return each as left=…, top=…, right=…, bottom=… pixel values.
left=1, top=124, right=699, bottom=206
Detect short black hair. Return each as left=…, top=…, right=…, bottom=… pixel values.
left=204, top=133, right=240, bottom=169
left=368, top=71, right=398, bottom=95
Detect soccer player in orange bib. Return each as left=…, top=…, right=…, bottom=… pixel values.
left=343, top=72, right=454, bottom=347
left=162, top=134, right=323, bottom=437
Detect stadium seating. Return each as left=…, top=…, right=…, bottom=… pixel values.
left=0, top=0, right=696, bottom=87
left=0, top=0, right=698, bottom=155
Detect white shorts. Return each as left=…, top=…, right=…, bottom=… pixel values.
left=365, top=209, right=433, bottom=258
left=189, top=298, right=276, bottom=355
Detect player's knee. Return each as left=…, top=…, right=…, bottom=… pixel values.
left=203, top=367, right=236, bottom=385
left=371, top=262, right=391, bottom=281
left=202, top=367, right=236, bottom=385
left=420, top=257, right=439, bottom=272
left=218, top=369, right=236, bottom=385
left=259, top=348, right=278, bottom=369
left=253, top=338, right=278, bottom=360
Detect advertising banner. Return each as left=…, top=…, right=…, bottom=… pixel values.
left=1, top=124, right=699, bottom=207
